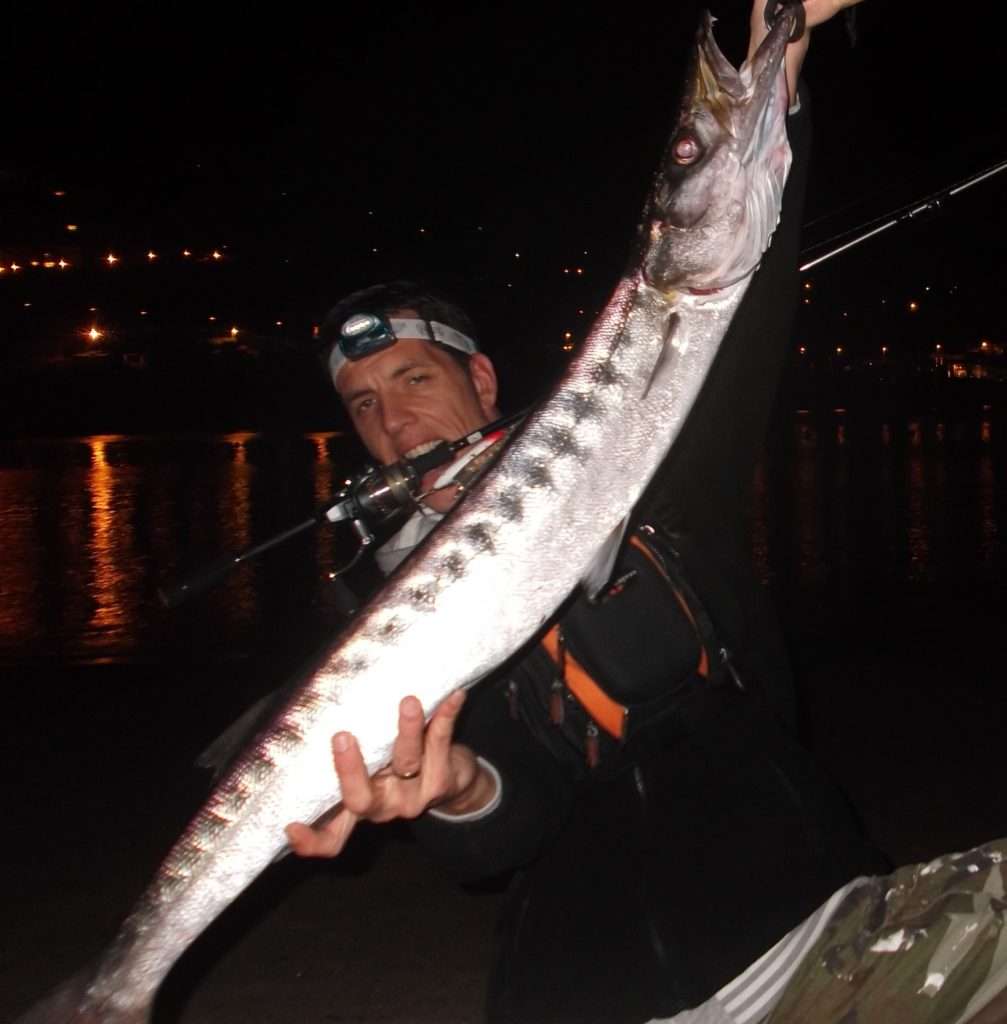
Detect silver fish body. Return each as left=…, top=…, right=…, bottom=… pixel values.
left=19, top=10, right=797, bottom=1022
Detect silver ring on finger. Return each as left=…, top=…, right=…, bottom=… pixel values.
left=394, top=767, right=421, bottom=780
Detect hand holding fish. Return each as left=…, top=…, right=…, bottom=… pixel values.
left=285, top=690, right=496, bottom=858
left=752, top=0, right=864, bottom=101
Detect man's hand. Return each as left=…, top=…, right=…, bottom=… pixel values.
left=285, top=689, right=497, bottom=858
left=750, top=0, right=865, bottom=104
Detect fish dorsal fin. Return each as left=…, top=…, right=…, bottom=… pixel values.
left=581, top=516, right=630, bottom=600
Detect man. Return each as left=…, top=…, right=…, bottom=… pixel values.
left=287, top=3, right=878, bottom=1021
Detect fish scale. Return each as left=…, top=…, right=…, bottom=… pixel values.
left=16, top=9, right=798, bottom=1022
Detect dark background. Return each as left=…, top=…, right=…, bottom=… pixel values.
left=2, top=3, right=1004, bottom=433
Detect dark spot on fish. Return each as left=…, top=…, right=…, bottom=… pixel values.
left=153, top=872, right=187, bottom=901
left=496, top=489, right=524, bottom=522
left=196, top=810, right=231, bottom=843
left=589, top=362, right=622, bottom=388
left=439, top=550, right=468, bottom=580
left=560, top=391, right=602, bottom=423
left=219, top=783, right=251, bottom=816
left=248, top=750, right=277, bottom=784
left=544, top=425, right=585, bottom=461
left=464, top=521, right=497, bottom=554
left=271, top=722, right=303, bottom=753
left=330, top=654, right=369, bottom=677
left=376, top=615, right=404, bottom=639
left=514, top=457, right=553, bottom=490
left=294, top=689, right=329, bottom=719
left=407, top=582, right=438, bottom=610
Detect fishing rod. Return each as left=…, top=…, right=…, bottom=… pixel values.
left=798, top=156, right=1007, bottom=272
left=158, top=406, right=529, bottom=609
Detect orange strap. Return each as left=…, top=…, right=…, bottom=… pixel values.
left=628, top=535, right=709, bottom=680
left=542, top=624, right=627, bottom=740
left=539, top=533, right=712, bottom=742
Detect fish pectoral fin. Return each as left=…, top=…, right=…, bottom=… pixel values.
left=641, top=311, right=682, bottom=400
left=581, top=517, right=630, bottom=601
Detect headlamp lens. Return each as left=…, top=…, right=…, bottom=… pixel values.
left=338, top=313, right=397, bottom=361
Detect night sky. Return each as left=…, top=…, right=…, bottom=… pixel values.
left=2, top=3, right=1005, bottom=416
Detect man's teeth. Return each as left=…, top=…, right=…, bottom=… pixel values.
left=404, top=441, right=442, bottom=460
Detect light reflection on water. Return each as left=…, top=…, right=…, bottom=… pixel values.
left=0, top=432, right=353, bottom=664
left=0, top=412, right=1004, bottom=665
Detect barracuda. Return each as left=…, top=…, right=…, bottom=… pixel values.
left=18, top=9, right=798, bottom=1022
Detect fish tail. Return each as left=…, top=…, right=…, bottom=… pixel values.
left=15, top=970, right=151, bottom=1024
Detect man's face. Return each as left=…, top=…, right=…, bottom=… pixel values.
left=335, top=334, right=499, bottom=511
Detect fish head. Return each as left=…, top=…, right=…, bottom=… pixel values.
left=641, top=8, right=796, bottom=294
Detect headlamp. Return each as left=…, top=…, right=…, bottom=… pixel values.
left=328, top=313, right=479, bottom=385
left=338, top=313, right=398, bottom=362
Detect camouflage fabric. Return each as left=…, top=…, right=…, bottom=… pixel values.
left=765, top=838, right=1007, bottom=1024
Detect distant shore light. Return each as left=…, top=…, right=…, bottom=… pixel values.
left=87, top=327, right=103, bottom=342
left=105, top=253, right=119, bottom=266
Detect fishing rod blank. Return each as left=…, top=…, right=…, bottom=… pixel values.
left=799, top=157, right=1007, bottom=272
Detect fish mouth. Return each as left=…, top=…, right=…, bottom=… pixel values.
left=687, top=5, right=797, bottom=121
left=641, top=7, right=797, bottom=293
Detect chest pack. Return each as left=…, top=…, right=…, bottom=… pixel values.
left=506, top=523, right=746, bottom=771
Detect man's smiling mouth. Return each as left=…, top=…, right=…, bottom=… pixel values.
left=403, top=440, right=444, bottom=461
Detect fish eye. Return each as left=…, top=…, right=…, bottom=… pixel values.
left=671, top=132, right=702, bottom=165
